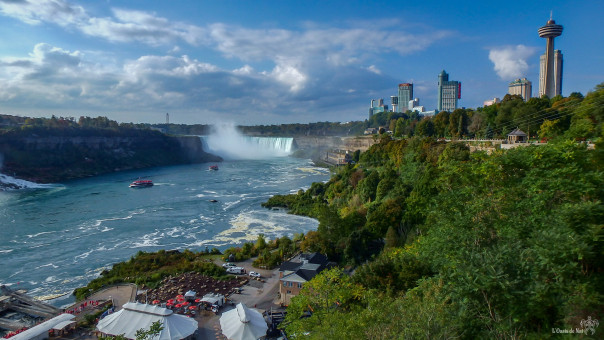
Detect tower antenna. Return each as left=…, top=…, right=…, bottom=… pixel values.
left=550, top=10, right=553, bottom=20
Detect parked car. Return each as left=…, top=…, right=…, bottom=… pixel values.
left=226, top=267, right=245, bottom=274
left=222, top=263, right=237, bottom=268
left=249, top=271, right=261, bottom=278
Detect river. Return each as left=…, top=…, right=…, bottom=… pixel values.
left=0, top=135, right=330, bottom=307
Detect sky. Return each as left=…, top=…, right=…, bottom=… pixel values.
left=0, top=0, right=602, bottom=125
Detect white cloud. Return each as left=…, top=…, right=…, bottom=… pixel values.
left=267, top=63, right=307, bottom=92
left=488, top=45, right=538, bottom=80
left=367, top=65, right=381, bottom=75
left=0, top=0, right=87, bottom=26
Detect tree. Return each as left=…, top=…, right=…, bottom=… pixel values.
left=468, top=112, right=486, bottom=137
left=254, top=234, right=267, bottom=251
left=538, top=119, right=564, bottom=139
left=285, top=268, right=364, bottom=337
left=384, top=225, right=399, bottom=248
left=415, top=119, right=435, bottom=137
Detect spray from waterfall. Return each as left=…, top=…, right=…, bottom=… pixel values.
left=203, top=123, right=293, bottom=160
left=0, top=152, right=58, bottom=190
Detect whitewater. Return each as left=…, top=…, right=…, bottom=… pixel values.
left=0, top=129, right=329, bottom=307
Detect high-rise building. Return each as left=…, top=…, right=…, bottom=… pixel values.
left=369, top=98, right=387, bottom=118
left=538, top=17, right=563, bottom=98
left=397, top=83, right=413, bottom=112
left=390, top=95, right=398, bottom=113
left=508, top=78, right=532, bottom=101
left=437, top=70, right=461, bottom=112
left=538, top=50, right=563, bottom=97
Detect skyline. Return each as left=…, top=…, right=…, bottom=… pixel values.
left=0, top=0, right=602, bottom=125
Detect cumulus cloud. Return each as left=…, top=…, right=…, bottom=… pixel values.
left=488, top=45, right=538, bottom=80
left=0, top=0, right=452, bottom=123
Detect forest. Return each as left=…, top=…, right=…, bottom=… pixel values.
left=262, top=85, right=604, bottom=338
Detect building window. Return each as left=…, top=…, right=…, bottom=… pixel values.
left=283, top=282, right=286, bottom=287
left=297, top=283, right=303, bottom=288
left=287, top=290, right=292, bottom=294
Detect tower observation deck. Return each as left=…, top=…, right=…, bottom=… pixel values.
left=538, top=19, right=563, bottom=98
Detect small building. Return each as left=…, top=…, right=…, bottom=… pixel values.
left=364, top=127, right=378, bottom=135
left=278, top=253, right=331, bottom=306
left=324, top=150, right=352, bottom=166
left=507, top=128, right=528, bottom=143
left=483, top=97, right=501, bottom=106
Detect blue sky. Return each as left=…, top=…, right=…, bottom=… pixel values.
left=0, top=0, right=602, bottom=125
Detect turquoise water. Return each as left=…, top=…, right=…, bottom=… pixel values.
left=0, top=157, right=329, bottom=306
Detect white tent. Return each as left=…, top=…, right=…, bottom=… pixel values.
left=219, top=303, right=267, bottom=340
left=10, top=313, right=75, bottom=340
left=97, top=302, right=197, bottom=340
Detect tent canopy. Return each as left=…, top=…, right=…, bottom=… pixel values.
left=10, top=314, right=75, bottom=340
left=219, top=303, right=267, bottom=340
left=97, top=302, right=197, bottom=340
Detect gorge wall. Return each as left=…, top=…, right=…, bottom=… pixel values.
left=0, top=133, right=221, bottom=183
left=292, top=136, right=377, bottom=152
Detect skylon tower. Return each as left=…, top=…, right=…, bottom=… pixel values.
left=538, top=16, right=563, bottom=98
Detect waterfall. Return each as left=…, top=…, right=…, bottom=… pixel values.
left=202, top=123, right=294, bottom=160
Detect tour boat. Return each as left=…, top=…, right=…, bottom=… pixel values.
left=209, top=165, right=219, bottom=171
left=129, top=179, right=153, bottom=188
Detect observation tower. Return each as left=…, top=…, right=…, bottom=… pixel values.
left=538, top=16, right=563, bottom=98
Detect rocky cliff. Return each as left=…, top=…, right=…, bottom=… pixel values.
left=0, top=132, right=221, bottom=183
left=293, top=136, right=377, bottom=152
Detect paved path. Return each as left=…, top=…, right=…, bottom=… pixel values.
left=86, top=283, right=137, bottom=311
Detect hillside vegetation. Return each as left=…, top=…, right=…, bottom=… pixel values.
left=265, top=86, right=604, bottom=338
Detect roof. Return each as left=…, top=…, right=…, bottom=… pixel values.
left=97, top=302, right=197, bottom=340
left=278, top=261, right=301, bottom=272
left=281, top=267, right=323, bottom=283
left=301, top=252, right=329, bottom=265
left=508, top=128, right=527, bottom=136
left=219, top=303, right=267, bottom=340
left=10, top=314, right=75, bottom=340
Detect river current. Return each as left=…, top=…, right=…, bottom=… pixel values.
left=0, top=136, right=330, bottom=307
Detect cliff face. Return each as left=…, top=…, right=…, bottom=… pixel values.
left=0, top=134, right=221, bottom=183
left=293, top=136, right=377, bottom=152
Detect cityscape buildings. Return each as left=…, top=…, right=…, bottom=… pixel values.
left=437, top=70, right=461, bottom=112
left=397, top=83, right=413, bottom=112
left=538, top=17, right=563, bottom=98
left=369, top=98, right=387, bottom=117
left=365, top=16, right=569, bottom=117
left=508, top=78, right=532, bottom=101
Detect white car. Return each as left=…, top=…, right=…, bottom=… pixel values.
left=222, top=263, right=237, bottom=268
left=249, top=271, right=261, bottom=278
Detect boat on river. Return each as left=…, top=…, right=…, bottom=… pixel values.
left=129, top=179, right=153, bottom=188
left=209, top=165, right=219, bottom=171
